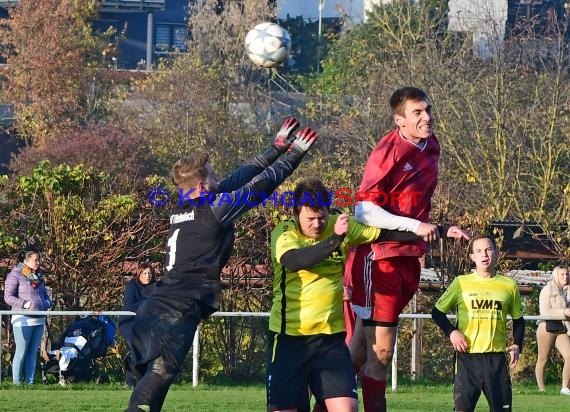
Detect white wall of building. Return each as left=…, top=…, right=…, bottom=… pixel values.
left=448, top=0, right=508, bottom=58
left=277, top=0, right=509, bottom=58
left=277, top=0, right=365, bottom=23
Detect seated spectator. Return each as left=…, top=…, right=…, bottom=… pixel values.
left=118, top=262, right=157, bottom=386
left=49, top=327, right=87, bottom=371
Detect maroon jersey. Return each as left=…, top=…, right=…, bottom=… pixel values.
left=359, top=128, right=440, bottom=258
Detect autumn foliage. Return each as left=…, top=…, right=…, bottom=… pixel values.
left=0, top=0, right=119, bottom=145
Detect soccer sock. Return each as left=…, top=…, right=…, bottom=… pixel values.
left=361, top=375, right=386, bottom=412
left=127, top=371, right=169, bottom=412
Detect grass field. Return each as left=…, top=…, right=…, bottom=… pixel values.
left=0, top=382, right=567, bottom=411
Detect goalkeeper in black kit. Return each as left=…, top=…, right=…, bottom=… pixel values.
left=126, top=117, right=317, bottom=412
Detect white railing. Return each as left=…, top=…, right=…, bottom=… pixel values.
left=0, top=310, right=136, bottom=385
left=0, top=311, right=565, bottom=388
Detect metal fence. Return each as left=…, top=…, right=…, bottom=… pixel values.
left=0, top=310, right=565, bottom=388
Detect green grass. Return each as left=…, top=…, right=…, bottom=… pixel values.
left=0, top=382, right=567, bottom=411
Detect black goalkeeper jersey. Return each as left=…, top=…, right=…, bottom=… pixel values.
left=129, top=146, right=302, bottom=371
left=160, top=147, right=299, bottom=314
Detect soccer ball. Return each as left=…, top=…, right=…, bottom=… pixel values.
left=244, top=22, right=292, bottom=69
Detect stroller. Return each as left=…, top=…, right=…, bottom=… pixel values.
left=41, top=315, right=116, bottom=385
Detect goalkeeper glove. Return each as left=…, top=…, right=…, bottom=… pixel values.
left=284, top=127, right=318, bottom=166
left=273, top=117, right=300, bottom=152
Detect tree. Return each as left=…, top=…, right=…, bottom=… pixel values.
left=433, top=9, right=570, bottom=223
left=111, top=54, right=267, bottom=175
left=186, top=0, right=276, bottom=89
left=0, top=0, right=121, bottom=145
left=300, top=0, right=569, bottom=228
left=0, top=162, right=168, bottom=311
left=112, top=0, right=309, bottom=174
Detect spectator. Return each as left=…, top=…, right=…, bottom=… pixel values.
left=119, top=262, right=158, bottom=387
left=119, top=263, right=158, bottom=343
left=4, top=250, right=52, bottom=385
left=535, top=265, right=570, bottom=395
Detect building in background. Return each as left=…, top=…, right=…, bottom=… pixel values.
left=94, top=0, right=188, bottom=69
left=448, top=0, right=568, bottom=58
left=0, top=0, right=188, bottom=70
left=0, top=0, right=567, bottom=67
left=277, top=0, right=365, bottom=24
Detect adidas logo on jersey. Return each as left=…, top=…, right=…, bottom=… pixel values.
left=403, top=162, right=413, bottom=172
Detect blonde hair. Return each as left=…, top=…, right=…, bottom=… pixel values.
left=551, top=265, right=569, bottom=287
left=171, top=152, right=209, bottom=187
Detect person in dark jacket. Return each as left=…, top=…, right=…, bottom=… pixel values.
left=119, top=263, right=157, bottom=343
left=4, top=250, right=52, bottom=384
left=119, top=262, right=157, bottom=387
left=125, top=117, right=317, bottom=411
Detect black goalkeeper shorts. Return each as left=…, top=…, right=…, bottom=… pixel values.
left=454, top=352, right=512, bottom=412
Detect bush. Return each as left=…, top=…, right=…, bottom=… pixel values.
left=9, top=124, right=158, bottom=188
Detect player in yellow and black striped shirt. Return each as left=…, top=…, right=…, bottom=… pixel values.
left=267, top=178, right=418, bottom=412
left=431, top=234, right=525, bottom=412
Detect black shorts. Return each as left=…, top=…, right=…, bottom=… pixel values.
left=266, top=331, right=357, bottom=411
left=454, top=352, right=512, bottom=412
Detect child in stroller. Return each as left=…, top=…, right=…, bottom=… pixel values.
left=41, top=315, right=115, bottom=385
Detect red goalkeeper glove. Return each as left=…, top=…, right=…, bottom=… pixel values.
left=273, top=117, right=300, bottom=153
left=284, top=127, right=318, bottom=166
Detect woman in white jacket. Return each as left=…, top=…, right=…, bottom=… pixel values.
left=535, top=265, right=570, bottom=395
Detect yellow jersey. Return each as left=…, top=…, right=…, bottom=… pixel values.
left=270, top=215, right=380, bottom=336
left=435, top=272, right=523, bottom=353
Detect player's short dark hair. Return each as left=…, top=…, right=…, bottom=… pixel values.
left=468, top=233, right=497, bottom=254
left=389, top=87, right=430, bottom=116
left=292, top=178, right=332, bottom=216
left=171, top=152, right=209, bottom=187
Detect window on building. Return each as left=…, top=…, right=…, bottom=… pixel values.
left=155, top=24, right=188, bottom=54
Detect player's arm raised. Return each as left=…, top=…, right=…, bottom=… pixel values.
left=212, top=126, right=318, bottom=224
left=219, top=117, right=300, bottom=193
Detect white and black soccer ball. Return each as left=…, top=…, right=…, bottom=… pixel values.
left=244, top=22, right=292, bottom=69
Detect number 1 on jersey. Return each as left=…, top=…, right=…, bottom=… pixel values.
left=165, top=228, right=180, bottom=271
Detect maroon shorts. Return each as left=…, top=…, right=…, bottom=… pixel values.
left=348, top=247, right=420, bottom=323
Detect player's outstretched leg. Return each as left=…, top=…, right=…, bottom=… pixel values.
left=127, top=357, right=176, bottom=412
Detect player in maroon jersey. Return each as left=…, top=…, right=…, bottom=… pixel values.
left=347, top=87, right=470, bottom=411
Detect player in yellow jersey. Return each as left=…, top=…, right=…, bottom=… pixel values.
left=267, top=178, right=418, bottom=412
left=431, top=234, right=525, bottom=412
